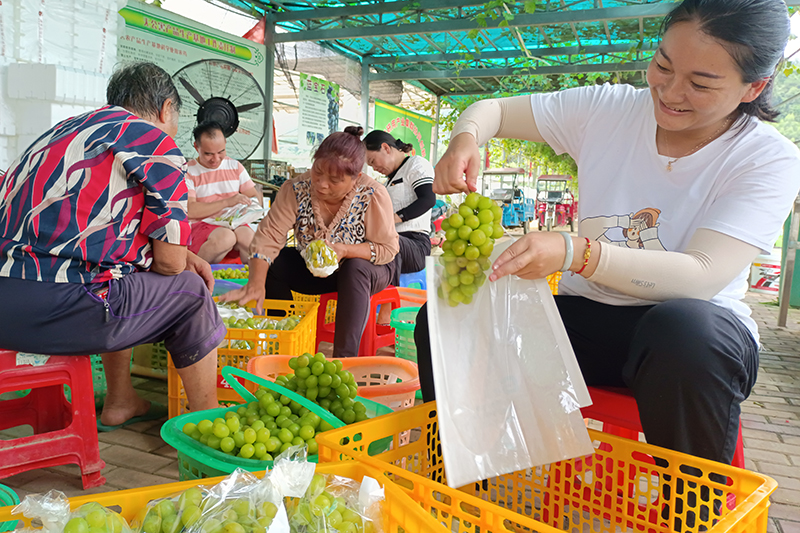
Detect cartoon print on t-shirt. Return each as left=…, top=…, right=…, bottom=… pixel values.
left=580, top=207, right=666, bottom=251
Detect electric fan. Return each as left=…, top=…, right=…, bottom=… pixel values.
left=172, top=59, right=266, bottom=160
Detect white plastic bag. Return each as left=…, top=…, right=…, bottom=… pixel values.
left=203, top=199, right=267, bottom=230
left=426, top=240, right=593, bottom=489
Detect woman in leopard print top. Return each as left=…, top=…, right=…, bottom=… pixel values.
left=223, top=130, right=399, bottom=358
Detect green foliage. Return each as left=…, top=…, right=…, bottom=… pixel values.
left=773, top=70, right=800, bottom=146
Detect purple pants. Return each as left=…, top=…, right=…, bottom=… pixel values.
left=0, top=271, right=225, bottom=368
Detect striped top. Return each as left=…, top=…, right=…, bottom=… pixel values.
left=185, top=157, right=255, bottom=212
left=0, top=106, right=190, bottom=284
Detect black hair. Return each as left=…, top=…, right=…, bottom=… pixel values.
left=662, top=0, right=790, bottom=122
left=343, top=125, right=364, bottom=138
left=192, top=121, right=225, bottom=144
left=107, top=62, right=181, bottom=118
left=363, top=130, right=413, bottom=153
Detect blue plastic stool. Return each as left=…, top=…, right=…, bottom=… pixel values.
left=399, top=269, right=427, bottom=290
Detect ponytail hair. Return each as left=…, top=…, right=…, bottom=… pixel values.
left=662, top=0, right=790, bottom=123
left=363, top=130, right=413, bottom=153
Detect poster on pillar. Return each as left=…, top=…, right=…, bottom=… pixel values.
left=297, top=73, right=340, bottom=154
left=116, top=2, right=268, bottom=161
left=374, top=100, right=434, bottom=161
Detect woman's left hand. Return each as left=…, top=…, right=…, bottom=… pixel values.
left=489, top=232, right=567, bottom=282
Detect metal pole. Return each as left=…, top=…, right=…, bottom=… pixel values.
left=432, top=95, right=441, bottom=163
left=263, top=14, right=276, bottom=162
left=778, top=196, right=800, bottom=327
left=361, top=57, right=371, bottom=132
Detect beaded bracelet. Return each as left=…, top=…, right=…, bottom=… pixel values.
left=575, top=238, right=592, bottom=275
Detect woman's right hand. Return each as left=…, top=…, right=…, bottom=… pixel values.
left=433, top=133, right=481, bottom=195
left=218, top=281, right=266, bottom=314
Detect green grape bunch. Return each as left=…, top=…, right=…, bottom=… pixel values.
left=286, top=473, right=377, bottom=533
left=63, top=502, right=129, bottom=533
left=134, top=486, right=278, bottom=533
left=212, top=266, right=249, bottom=280
left=181, top=352, right=368, bottom=462
left=438, top=192, right=505, bottom=307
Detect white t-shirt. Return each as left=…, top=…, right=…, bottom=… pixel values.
left=385, top=155, right=434, bottom=234
left=531, top=83, right=800, bottom=342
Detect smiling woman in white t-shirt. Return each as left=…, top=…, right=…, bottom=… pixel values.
left=415, top=0, right=800, bottom=465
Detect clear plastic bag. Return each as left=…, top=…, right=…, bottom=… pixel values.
left=130, top=485, right=209, bottom=533
left=301, top=240, right=339, bottom=278
left=13, top=491, right=131, bottom=533
left=204, top=199, right=267, bottom=230
left=178, top=467, right=290, bottom=533
left=426, top=239, right=594, bottom=489
left=285, top=472, right=384, bottom=533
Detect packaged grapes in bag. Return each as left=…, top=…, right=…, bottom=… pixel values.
left=130, top=486, right=210, bottom=533
left=284, top=472, right=384, bottom=533
left=176, top=467, right=291, bottom=533
left=426, top=237, right=594, bottom=489
left=203, top=199, right=267, bottom=230
left=301, top=240, right=338, bottom=278
left=12, top=491, right=131, bottom=533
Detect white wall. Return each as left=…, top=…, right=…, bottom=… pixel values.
left=0, top=0, right=123, bottom=171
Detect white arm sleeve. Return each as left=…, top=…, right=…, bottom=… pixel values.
left=586, top=228, right=760, bottom=301
left=450, top=95, right=541, bottom=146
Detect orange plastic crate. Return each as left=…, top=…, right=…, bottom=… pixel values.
left=0, top=461, right=441, bottom=533
left=316, top=402, right=777, bottom=533
left=247, top=354, right=420, bottom=411
left=167, top=299, right=318, bottom=418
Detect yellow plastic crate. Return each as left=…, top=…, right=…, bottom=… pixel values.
left=130, top=342, right=169, bottom=379
left=293, top=291, right=337, bottom=323
left=547, top=271, right=561, bottom=295
left=0, top=462, right=440, bottom=533
left=167, top=299, right=319, bottom=418
left=316, top=402, right=777, bottom=533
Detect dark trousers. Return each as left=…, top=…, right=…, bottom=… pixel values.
left=397, top=231, right=431, bottom=275
left=414, top=295, right=759, bottom=464
left=266, top=247, right=397, bottom=358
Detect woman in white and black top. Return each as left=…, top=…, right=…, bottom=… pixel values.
left=364, top=130, right=436, bottom=277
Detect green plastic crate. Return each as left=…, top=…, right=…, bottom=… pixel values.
left=390, top=307, right=421, bottom=400
left=0, top=485, right=18, bottom=532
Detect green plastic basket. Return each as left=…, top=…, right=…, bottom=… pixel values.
left=161, top=366, right=393, bottom=481
left=390, top=307, right=421, bottom=400
left=0, top=484, right=19, bottom=532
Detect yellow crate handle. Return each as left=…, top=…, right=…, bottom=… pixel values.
left=221, top=366, right=344, bottom=429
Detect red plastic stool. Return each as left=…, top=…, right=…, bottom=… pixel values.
left=316, top=287, right=401, bottom=357
left=0, top=350, right=106, bottom=489
left=581, top=386, right=745, bottom=468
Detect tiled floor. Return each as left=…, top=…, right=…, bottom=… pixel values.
left=1, top=290, right=800, bottom=531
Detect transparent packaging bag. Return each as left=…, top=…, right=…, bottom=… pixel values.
left=301, top=240, right=339, bottom=278
left=204, top=199, right=267, bottom=230
left=12, top=491, right=131, bottom=533
left=426, top=239, right=594, bottom=489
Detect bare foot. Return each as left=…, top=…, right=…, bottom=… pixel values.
left=100, top=395, right=151, bottom=427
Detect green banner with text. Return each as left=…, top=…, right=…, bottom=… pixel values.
left=373, top=101, right=434, bottom=161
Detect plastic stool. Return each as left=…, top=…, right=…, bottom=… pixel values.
left=399, top=269, right=427, bottom=290
left=316, top=287, right=401, bottom=357
left=0, top=350, right=106, bottom=489
left=581, top=386, right=745, bottom=468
